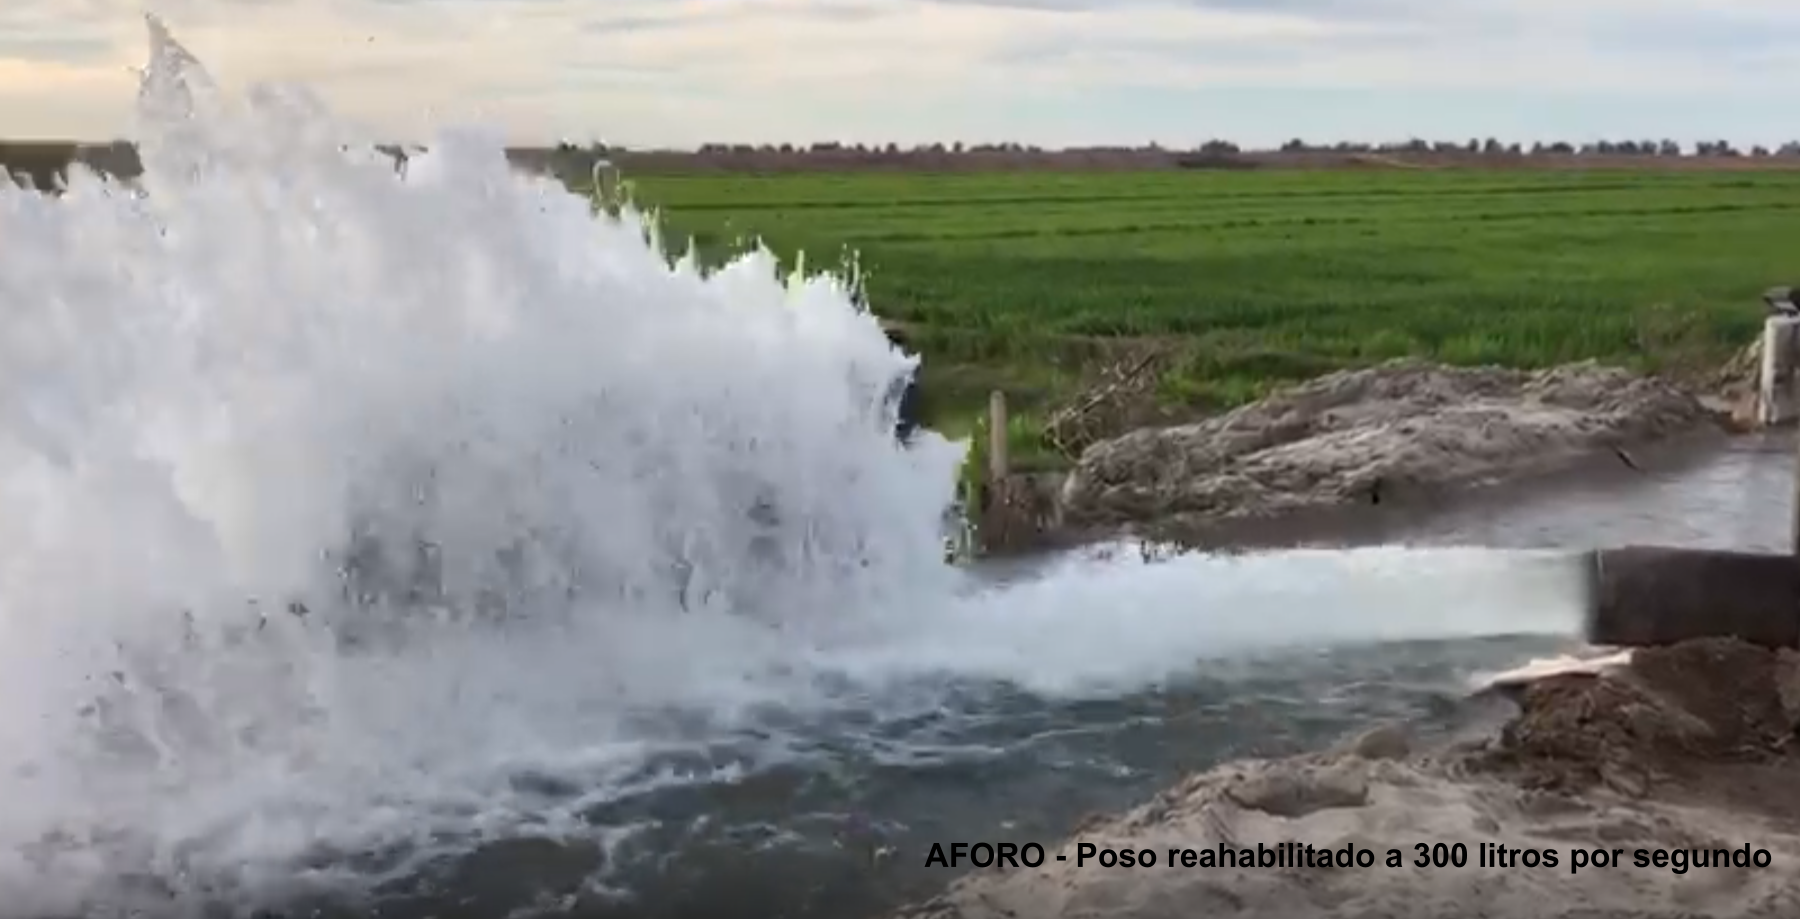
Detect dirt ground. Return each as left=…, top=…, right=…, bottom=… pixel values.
left=1473, top=640, right=1800, bottom=814
left=1059, top=359, right=1716, bottom=532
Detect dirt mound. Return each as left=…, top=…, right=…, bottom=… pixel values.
left=1061, top=358, right=1712, bottom=530
left=886, top=639, right=1800, bottom=919
left=1476, top=640, right=1800, bottom=796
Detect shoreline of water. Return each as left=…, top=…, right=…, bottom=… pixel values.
left=883, top=637, right=1800, bottom=919
left=985, top=425, right=1762, bottom=578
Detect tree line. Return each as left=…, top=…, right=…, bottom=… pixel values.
left=672, top=138, right=1798, bottom=158
left=8, top=135, right=1799, bottom=191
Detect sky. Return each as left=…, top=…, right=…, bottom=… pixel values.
left=3, top=0, right=1799, bottom=150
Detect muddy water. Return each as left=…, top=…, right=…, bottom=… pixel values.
left=1187, top=430, right=1789, bottom=553
left=1389, top=431, right=1795, bottom=551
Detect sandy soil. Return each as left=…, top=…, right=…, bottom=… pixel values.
left=1059, top=359, right=1719, bottom=532
left=886, top=639, right=1800, bottom=919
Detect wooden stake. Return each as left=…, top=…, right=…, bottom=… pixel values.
left=988, top=389, right=1009, bottom=484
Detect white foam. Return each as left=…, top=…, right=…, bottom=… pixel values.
left=1471, top=647, right=1634, bottom=692
left=0, top=19, right=1589, bottom=915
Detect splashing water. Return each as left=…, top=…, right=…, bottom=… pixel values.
left=0, top=17, right=961, bottom=913
left=0, top=20, right=1589, bottom=918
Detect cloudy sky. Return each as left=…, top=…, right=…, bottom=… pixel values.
left=3, top=0, right=1798, bottom=149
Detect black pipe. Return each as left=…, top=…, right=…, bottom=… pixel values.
left=883, top=323, right=923, bottom=445
left=1584, top=545, right=1800, bottom=648
left=892, top=371, right=922, bottom=444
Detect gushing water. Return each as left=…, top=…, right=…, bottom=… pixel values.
left=0, top=21, right=1586, bottom=918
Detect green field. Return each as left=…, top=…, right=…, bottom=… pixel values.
left=622, top=169, right=1800, bottom=462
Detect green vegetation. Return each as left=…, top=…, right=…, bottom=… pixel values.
left=607, top=168, right=1790, bottom=467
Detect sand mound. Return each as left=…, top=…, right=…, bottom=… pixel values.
left=1060, top=359, right=1711, bottom=529
left=889, top=639, right=1800, bottom=919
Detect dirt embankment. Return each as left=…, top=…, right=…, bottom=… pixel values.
left=889, top=639, right=1800, bottom=919
left=1058, top=359, right=1722, bottom=535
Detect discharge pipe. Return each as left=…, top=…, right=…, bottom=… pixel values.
left=1584, top=545, right=1800, bottom=648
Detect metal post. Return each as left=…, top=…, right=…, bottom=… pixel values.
left=1761, top=316, right=1798, bottom=427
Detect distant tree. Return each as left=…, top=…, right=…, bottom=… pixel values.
left=652, top=135, right=1800, bottom=162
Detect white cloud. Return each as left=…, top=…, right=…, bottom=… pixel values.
left=1, top=0, right=1797, bottom=147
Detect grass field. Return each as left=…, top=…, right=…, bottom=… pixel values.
left=619, top=168, right=1799, bottom=464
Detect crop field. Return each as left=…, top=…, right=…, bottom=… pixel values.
left=6, top=142, right=1794, bottom=451
left=625, top=169, right=1800, bottom=456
